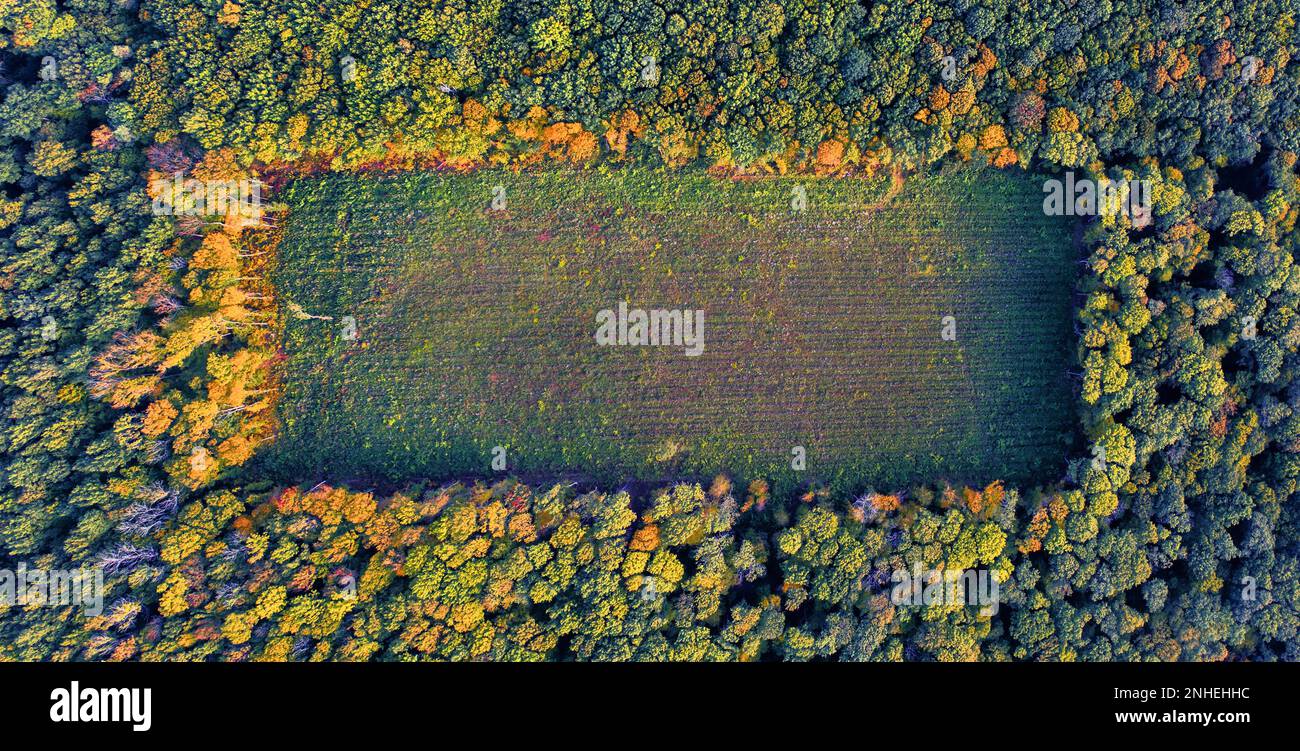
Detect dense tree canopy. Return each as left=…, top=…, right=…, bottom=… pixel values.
left=1, top=0, right=1298, bottom=660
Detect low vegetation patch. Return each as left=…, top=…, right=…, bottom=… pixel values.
left=267, top=166, right=1077, bottom=489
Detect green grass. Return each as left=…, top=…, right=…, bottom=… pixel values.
left=265, top=165, right=1077, bottom=492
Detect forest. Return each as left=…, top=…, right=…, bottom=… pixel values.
left=0, top=0, right=1298, bottom=661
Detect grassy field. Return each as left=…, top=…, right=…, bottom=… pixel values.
left=265, top=166, right=1077, bottom=491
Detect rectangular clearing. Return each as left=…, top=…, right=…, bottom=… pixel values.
left=268, top=167, right=1076, bottom=490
